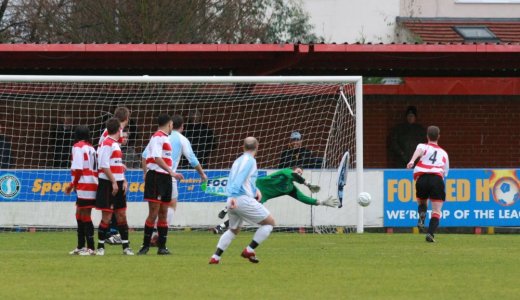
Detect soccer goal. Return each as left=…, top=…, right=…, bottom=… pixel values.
left=0, top=75, right=364, bottom=233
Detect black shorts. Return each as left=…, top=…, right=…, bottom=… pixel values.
left=95, top=179, right=127, bottom=212
left=76, top=198, right=96, bottom=209
left=144, top=170, right=172, bottom=205
left=416, top=174, right=445, bottom=201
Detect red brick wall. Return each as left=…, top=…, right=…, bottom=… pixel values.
left=365, top=95, right=520, bottom=168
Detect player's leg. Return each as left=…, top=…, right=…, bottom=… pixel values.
left=155, top=174, right=174, bottom=254
left=415, top=175, right=429, bottom=232
left=241, top=198, right=274, bottom=263
left=105, top=213, right=121, bottom=245
left=115, top=210, right=133, bottom=255
left=167, top=180, right=178, bottom=226
left=425, top=175, right=445, bottom=243
left=69, top=207, right=85, bottom=254
left=139, top=170, right=169, bottom=255
left=212, top=207, right=228, bottom=234
left=80, top=208, right=95, bottom=253
left=156, top=203, right=170, bottom=254
left=96, top=210, right=112, bottom=255
left=210, top=202, right=243, bottom=264
left=94, top=178, right=113, bottom=255
left=112, top=181, right=133, bottom=255
left=139, top=201, right=160, bottom=255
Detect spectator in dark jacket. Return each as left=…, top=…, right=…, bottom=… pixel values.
left=279, top=131, right=320, bottom=169
left=390, top=106, right=427, bottom=167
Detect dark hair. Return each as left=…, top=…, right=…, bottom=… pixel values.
left=106, top=118, right=121, bottom=135
left=158, top=114, right=172, bottom=127
left=74, top=125, right=91, bottom=143
left=405, top=106, right=417, bottom=117
left=427, top=126, right=440, bottom=141
left=172, top=114, right=184, bottom=129
left=114, top=107, right=130, bottom=122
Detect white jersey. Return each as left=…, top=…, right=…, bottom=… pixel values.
left=226, top=152, right=258, bottom=198
left=143, top=130, right=173, bottom=174
left=142, top=130, right=200, bottom=173
left=70, top=141, right=98, bottom=200
left=413, top=143, right=449, bottom=180
left=98, top=127, right=125, bottom=147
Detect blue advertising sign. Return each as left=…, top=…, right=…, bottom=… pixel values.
left=384, top=169, right=520, bottom=227
left=0, top=170, right=266, bottom=203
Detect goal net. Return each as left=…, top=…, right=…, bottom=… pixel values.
left=0, top=75, right=364, bottom=233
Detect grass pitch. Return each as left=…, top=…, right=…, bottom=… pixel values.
left=0, top=232, right=519, bottom=300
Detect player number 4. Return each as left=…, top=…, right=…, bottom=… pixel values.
left=429, top=151, right=438, bottom=164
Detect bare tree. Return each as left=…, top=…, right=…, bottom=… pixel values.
left=2, top=0, right=319, bottom=43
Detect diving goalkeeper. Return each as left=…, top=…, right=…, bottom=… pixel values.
left=212, top=167, right=339, bottom=234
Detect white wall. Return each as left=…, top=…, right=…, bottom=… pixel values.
left=302, top=0, right=520, bottom=43
left=302, top=0, right=401, bottom=43
left=401, top=0, right=520, bottom=18
left=0, top=170, right=385, bottom=228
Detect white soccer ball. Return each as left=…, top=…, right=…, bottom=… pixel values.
left=493, top=177, right=520, bottom=206
left=357, top=192, right=371, bottom=207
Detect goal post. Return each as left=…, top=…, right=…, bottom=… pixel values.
left=0, top=75, right=364, bottom=233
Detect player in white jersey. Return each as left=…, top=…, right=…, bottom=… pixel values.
left=142, top=115, right=207, bottom=222
left=98, top=107, right=130, bottom=245
left=142, top=115, right=207, bottom=246
left=98, top=107, right=130, bottom=146
left=66, top=125, right=98, bottom=255
left=209, top=137, right=275, bottom=264
left=407, top=126, right=449, bottom=243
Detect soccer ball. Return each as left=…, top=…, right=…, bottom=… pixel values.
left=357, top=192, right=371, bottom=207
left=493, top=177, right=520, bottom=206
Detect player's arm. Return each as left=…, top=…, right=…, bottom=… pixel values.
left=150, top=137, right=183, bottom=180
left=181, top=137, right=207, bottom=181
left=444, top=154, right=450, bottom=177
left=98, top=146, right=119, bottom=195
left=141, top=147, right=148, bottom=180
left=407, top=145, right=425, bottom=169
left=66, top=147, right=84, bottom=194
left=291, top=168, right=320, bottom=193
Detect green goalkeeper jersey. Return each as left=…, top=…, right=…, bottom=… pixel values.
left=256, top=168, right=306, bottom=203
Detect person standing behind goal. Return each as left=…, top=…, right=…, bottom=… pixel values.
left=95, top=118, right=133, bottom=255
left=407, top=126, right=449, bottom=243
left=209, top=137, right=275, bottom=264
left=138, top=114, right=184, bottom=255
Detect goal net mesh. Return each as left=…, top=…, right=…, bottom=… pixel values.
left=0, top=78, right=360, bottom=233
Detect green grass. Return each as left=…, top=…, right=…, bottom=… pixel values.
left=0, top=232, right=519, bottom=300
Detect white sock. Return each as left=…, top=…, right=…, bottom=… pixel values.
left=167, top=207, right=175, bottom=226
left=219, top=223, right=226, bottom=228
left=212, top=254, right=220, bottom=260
left=216, top=230, right=236, bottom=252
left=252, top=225, right=273, bottom=245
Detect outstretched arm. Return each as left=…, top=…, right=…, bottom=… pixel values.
left=291, top=170, right=320, bottom=193
left=407, top=146, right=424, bottom=169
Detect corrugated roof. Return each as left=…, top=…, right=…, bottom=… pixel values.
left=398, top=17, right=520, bottom=43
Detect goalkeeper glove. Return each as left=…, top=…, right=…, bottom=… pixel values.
left=305, top=181, right=320, bottom=193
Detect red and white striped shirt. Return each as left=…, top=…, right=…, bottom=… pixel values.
left=99, top=127, right=125, bottom=146
left=413, top=143, right=449, bottom=180
left=144, top=130, right=173, bottom=174
left=97, top=136, right=125, bottom=181
left=71, top=141, right=98, bottom=200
